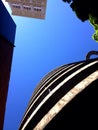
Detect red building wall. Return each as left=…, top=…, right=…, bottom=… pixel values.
left=0, top=1, right=16, bottom=129
left=0, top=36, right=14, bottom=130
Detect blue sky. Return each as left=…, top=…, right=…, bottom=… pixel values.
left=3, top=0, right=98, bottom=130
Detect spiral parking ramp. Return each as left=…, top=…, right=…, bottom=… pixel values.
left=19, top=58, right=98, bottom=130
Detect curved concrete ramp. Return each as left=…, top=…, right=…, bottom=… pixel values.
left=19, top=58, right=98, bottom=130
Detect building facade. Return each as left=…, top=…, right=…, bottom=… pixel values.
left=19, top=58, right=98, bottom=130
left=0, top=1, right=16, bottom=130
left=6, top=0, right=47, bottom=19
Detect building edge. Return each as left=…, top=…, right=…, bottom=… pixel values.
left=0, top=1, right=16, bottom=130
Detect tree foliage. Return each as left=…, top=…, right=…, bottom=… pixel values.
left=63, top=0, right=98, bottom=42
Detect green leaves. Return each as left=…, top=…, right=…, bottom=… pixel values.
left=89, top=14, right=98, bottom=42
left=62, top=0, right=98, bottom=42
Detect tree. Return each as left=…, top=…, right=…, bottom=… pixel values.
left=62, top=0, right=98, bottom=42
